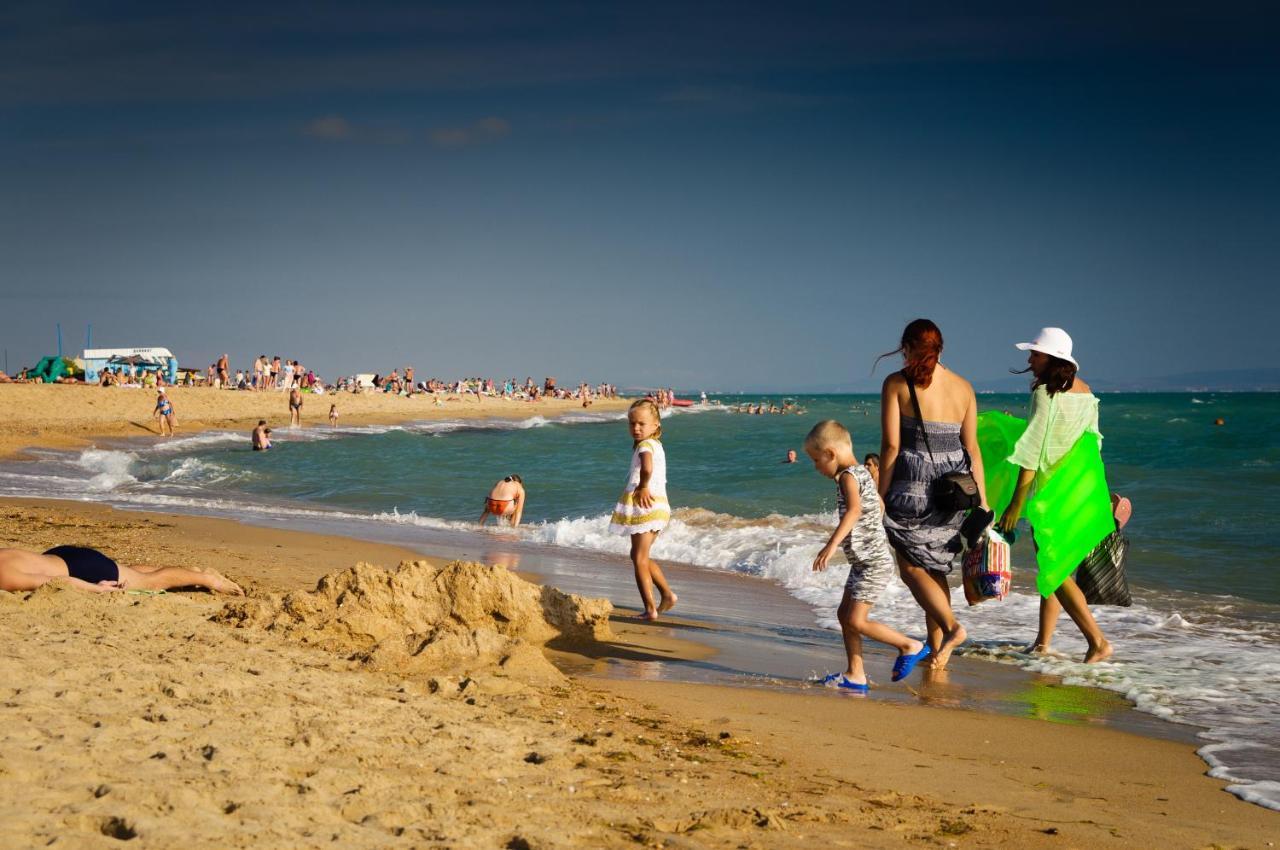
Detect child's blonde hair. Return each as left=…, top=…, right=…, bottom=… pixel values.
left=804, top=419, right=852, bottom=452
left=629, top=398, right=663, bottom=442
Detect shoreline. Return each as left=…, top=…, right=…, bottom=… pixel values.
left=2, top=498, right=1274, bottom=846
left=0, top=383, right=631, bottom=460
left=3, top=393, right=1277, bottom=811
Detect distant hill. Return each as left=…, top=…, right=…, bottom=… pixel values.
left=703, top=368, right=1280, bottom=396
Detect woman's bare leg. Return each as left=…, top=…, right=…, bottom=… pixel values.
left=923, top=614, right=943, bottom=655
left=1030, top=594, right=1062, bottom=652
left=1053, top=577, right=1112, bottom=663
left=897, top=556, right=966, bottom=669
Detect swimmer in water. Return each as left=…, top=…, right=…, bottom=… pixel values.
left=479, top=475, right=526, bottom=528
left=252, top=420, right=272, bottom=451
left=862, top=452, right=881, bottom=487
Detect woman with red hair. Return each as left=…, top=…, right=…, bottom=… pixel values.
left=878, top=319, right=988, bottom=674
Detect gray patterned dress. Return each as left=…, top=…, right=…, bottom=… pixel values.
left=835, top=464, right=896, bottom=603
left=882, top=414, right=970, bottom=574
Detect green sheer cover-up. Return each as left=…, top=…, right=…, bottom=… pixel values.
left=976, top=411, right=1117, bottom=597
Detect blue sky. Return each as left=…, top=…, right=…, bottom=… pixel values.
left=1, top=2, right=1276, bottom=390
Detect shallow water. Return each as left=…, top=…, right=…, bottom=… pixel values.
left=2, top=392, right=1277, bottom=809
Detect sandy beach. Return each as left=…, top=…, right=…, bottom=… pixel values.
left=0, top=383, right=629, bottom=460
left=2, top=496, right=1275, bottom=848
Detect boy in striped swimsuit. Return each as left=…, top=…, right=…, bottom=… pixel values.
left=805, top=420, right=932, bottom=692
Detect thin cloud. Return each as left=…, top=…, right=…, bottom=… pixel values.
left=302, top=115, right=353, bottom=139
left=301, top=115, right=409, bottom=144
left=428, top=116, right=511, bottom=148
left=657, top=84, right=849, bottom=112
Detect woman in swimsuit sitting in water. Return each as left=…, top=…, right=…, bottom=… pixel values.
left=0, top=546, right=243, bottom=595
left=478, top=475, right=525, bottom=528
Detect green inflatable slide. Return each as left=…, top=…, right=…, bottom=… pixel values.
left=30, top=356, right=72, bottom=383
left=976, top=411, right=1116, bottom=597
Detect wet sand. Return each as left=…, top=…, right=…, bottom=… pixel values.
left=1, top=498, right=1275, bottom=848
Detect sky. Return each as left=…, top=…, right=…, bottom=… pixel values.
left=1, top=1, right=1277, bottom=390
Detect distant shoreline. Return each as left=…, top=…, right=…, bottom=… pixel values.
left=0, top=383, right=631, bottom=461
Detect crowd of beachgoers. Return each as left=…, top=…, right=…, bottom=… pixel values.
left=0, top=354, right=619, bottom=406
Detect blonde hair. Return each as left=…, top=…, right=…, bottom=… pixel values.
left=629, top=398, right=663, bottom=442
left=804, top=419, right=851, bottom=452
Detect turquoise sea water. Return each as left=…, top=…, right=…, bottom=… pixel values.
left=3, top=392, right=1278, bottom=809
left=121, top=393, right=1279, bottom=603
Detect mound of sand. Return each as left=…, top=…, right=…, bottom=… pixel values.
left=214, top=560, right=613, bottom=685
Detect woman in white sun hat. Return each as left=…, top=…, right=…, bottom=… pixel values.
left=997, top=327, right=1113, bottom=663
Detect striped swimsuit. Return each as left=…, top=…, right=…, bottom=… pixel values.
left=835, top=464, right=897, bottom=603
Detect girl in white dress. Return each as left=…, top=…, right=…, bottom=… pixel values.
left=609, top=398, right=677, bottom=620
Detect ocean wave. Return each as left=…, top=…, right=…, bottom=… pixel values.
left=146, top=410, right=633, bottom=450
left=75, top=449, right=139, bottom=491
left=157, top=456, right=254, bottom=487
left=149, top=432, right=248, bottom=453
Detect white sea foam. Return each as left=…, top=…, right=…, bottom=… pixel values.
left=149, top=432, right=247, bottom=453
left=1224, top=781, right=1280, bottom=812
left=75, top=449, right=139, bottom=491
left=157, top=457, right=252, bottom=487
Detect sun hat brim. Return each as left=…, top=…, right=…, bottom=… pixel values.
left=1015, top=341, right=1078, bottom=368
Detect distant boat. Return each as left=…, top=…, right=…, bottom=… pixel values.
left=671, top=398, right=694, bottom=407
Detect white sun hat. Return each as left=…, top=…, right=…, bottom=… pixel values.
left=1015, top=327, right=1078, bottom=368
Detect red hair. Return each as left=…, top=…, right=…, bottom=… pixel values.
left=876, top=319, right=944, bottom=388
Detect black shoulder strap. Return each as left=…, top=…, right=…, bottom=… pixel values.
left=903, top=372, right=936, bottom=463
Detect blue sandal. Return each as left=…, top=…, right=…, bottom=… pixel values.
left=817, top=673, right=869, bottom=693
left=891, top=645, right=933, bottom=682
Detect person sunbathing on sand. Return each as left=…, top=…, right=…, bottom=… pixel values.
left=0, top=546, right=243, bottom=595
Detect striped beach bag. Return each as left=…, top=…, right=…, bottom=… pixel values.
left=962, top=529, right=1012, bottom=606
left=1076, top=530, right=1132, bottom=607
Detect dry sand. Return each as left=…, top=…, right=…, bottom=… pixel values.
left=0, top=383, right=628, bottom=459
left=1, top=500, right=1275, bottom=849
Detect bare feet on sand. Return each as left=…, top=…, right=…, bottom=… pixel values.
left=641, top=610, right=659, bottom=622
left=1023, top=642, right=1050, bottom=655
left=207, top=572, right=245, bottom=596
left=1084, top=640, right=1113, bottom=664
left=931, top=624, right=967, bottom=670
left=922, top=666, right=951, bottom=685
left=658, top=592, right=677, bottom=613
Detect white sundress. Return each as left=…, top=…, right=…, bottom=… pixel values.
left=608, top=438, right=671, bottom=536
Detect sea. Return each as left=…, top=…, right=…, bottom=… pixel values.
left=2, top=392, right=1277, bottom=811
